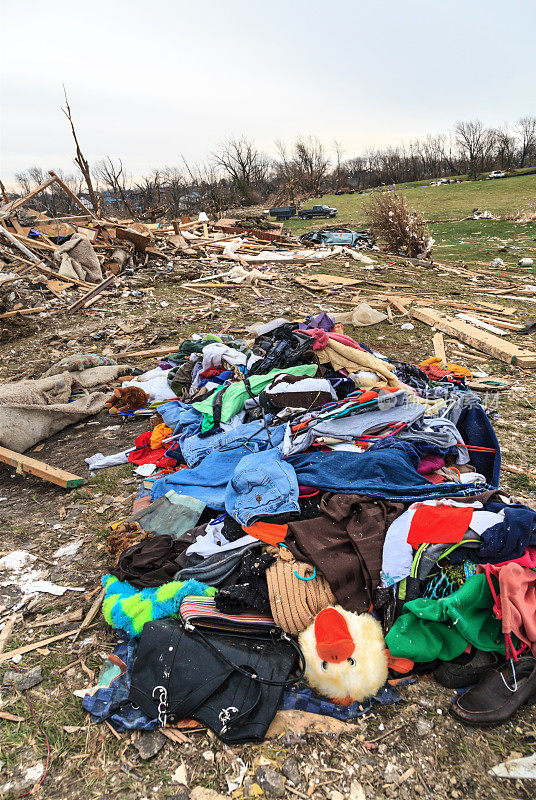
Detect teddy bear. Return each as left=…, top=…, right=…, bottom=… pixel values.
left=105, top=386, right=149, bottom=415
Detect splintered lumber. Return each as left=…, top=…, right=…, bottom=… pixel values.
left=412, top=307, right=536, bottom=368
left=67, top=274, right=116, bottom=312
left=180, top=285, right=223, bottom=301
left=387, top=295, right=409, bottom=315
left=0, top=616, right=16, bottom=655
left=48, top=171, right=99, bottom=221
left=117, top=345, right=183, bottom=359
left=0, top=629, right=81, bottom=664
left=432, top=333, right=446, bottom=362
left=0, top=446, right=85, bottom=488
left=30, top=262, right=95, bottom=289
left=0, top=306, right=46, bottom=319
left=0, top=176, right=57, bottom=221
left=0, top=225, right=42, bottom=262
left=72, top=586, right=106, bottom=642
left=456, top=314, right=509, bottom=336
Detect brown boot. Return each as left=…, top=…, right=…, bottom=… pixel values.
left=449, top=654, right=536, bottom=727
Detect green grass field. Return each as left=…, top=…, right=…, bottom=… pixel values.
left=288, top=172, right=536, bottom=233
left=288, top=173, right=536, bottom=269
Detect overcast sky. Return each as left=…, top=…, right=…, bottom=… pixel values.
left=1, top=0, right=535, bottom=186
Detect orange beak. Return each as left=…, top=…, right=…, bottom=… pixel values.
left=314, top=608, right=355, bottom=663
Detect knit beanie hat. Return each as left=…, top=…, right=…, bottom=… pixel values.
left=266, top=547, right=336, bottom=635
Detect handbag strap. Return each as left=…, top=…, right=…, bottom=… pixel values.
left=218, top=675, right=263, bottom=736
left=184, top=623, right=305, bottom=688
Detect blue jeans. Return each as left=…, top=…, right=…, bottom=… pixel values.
left=151, top=423, right=286, bottom=510
left=181, top=419, right=282, bottom=469
left=288, top=444, right=489, bottom=502
left=158, top=401, right=203, bottom=440
left=225, top=447, right=299, bottom=526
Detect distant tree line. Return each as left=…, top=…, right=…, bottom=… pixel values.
left=11, top=116, right=536, bottom=219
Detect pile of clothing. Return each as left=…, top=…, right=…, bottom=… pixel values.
left=82, top=314, right=536, bottom=740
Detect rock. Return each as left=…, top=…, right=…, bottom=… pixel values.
left=327, top=791, right=345, bottom=800
left=349, top=780, right=366, bottom=800
left=190, top=788, right=228, bottom=800
left=384, top=762, right=399, bottom=784
left=266, top=710, right=350, bottom=738
left=131, top=730, right=166, bottom=760
left=0, top=761, right=44, bottom=797
left=282, top=756, right=301, bottom=786
left=415, top=718, right=432, bottom=738
left=255, top=766, right=286, bottom=797
left=2, top=666, right=43, bottom=691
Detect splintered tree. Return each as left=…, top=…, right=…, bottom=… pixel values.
left=62, top=87, right=100, bottom=214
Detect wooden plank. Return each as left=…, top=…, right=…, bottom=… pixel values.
left=0, top=446, right=85, bottom=488
left=387, top=295, right=409, bottom=315
left=432, top=333, right=446, bottom=362
left=0, top=629, right=80, bottom=664
left=0, top=306, right=46, bottom=319
left=30, top=262, right=95, bottom=289
left=0, top=176, right=57, bottom=220
left=48, top=172, right=99, bottom=221
left=67, top=274, right=116, bottom=312
left=117, top=344, right=183, bottom=359
left=0, top=225, right=42, bottom=262
left=412, top=307, right=536, bottom=368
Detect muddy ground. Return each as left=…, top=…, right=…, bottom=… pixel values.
left=0, top=252, right=535, bottom=799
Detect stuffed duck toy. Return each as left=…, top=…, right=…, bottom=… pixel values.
left=298, top=606, right=388, bottom=704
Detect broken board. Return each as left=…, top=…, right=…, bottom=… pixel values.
left=0, top=446, right=85, bottom=488
left=412, top=307, right=536, bottom=368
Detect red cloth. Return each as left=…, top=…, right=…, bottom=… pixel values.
left=407, top=504, right=473, bottom=548
left=480, top=562, right=536, bottom=658
left=128, top=431, right=176, bottom=469
left=300, top=328, right=366, bottom=352
left=199, top=366, right=224, bottom=380
left=242, top=521, right=288, bottom=546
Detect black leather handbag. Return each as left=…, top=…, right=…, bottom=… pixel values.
left=129, top=617, right=304, bottom=743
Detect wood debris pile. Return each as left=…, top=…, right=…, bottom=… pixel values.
left=0, top=172, right=369, bottom=333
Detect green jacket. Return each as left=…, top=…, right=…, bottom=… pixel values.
left=385, top=572, right=506, bottom=662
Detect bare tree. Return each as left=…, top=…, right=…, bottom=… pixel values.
left=13, top=166, right=83, bottom=216
left=454, top=119, right=496, bottom=179
left=516, top=117, right=536, bottom=167
left=62, top=87, right=100, bottom=213
left=494, top=126, right=516, bottom=171
left=212, top=137, right=269, bottom=205
left=333, top=140, right=345, bottom=190
left=94, top=157, right=135, bottom=217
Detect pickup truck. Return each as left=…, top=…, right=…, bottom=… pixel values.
left=268, top=205, right=297, bottom=221
left=298, top=204, right=338, bottom=219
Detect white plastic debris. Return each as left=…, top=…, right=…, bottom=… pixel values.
left=490, top=752, right=536, bottom=779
